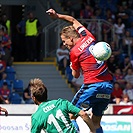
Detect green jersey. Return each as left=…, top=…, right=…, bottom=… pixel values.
left=31, top=98, right=80, bottom=133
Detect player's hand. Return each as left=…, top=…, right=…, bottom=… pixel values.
left=4, top=100, right=10, bottom=104
left=0, top=107, right=8, bottom=116
left=46, top=9, right=58, bottom=18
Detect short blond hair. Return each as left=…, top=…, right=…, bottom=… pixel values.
left=60, top=25, right=80, bottom=38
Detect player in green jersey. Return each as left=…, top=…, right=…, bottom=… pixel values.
left=30, top=78, right=95, bottom=133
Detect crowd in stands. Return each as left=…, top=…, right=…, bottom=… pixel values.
left=0, top=65, right=34, bottom=104
left=57, top=0, right=133, bottom=105
left=15, top=12, right=42, bottom=62
left=0, top=11, right=42, bottom=104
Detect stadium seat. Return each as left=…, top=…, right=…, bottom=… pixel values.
left=9, top=92, right=22, bottom=104
left=13, top=79, right=24, bottom=95
left=5, top=66, right=16, bottom=81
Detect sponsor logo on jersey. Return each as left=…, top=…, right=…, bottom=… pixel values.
left=96, top=94, right=110, bottom=99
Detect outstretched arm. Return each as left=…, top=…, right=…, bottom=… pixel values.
left=46, top=9, right=83, bottom=30
left=0, top=106, right=8, bottom=116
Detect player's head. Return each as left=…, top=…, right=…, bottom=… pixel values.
left=29, top=78, right=48, bottom=105
left=60, top=25, right=80, bottom=49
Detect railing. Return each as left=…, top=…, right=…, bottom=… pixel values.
left=43, top=19, right=115, bottom=58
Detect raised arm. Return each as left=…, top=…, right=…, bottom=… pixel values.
left=46, top=9, right=83, bottom=30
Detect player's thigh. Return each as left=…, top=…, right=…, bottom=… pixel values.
left=92, top=99, right=110, bottom=116
left=71, top=84, right=95, bottom=109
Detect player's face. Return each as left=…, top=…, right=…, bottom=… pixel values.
left=61, top=35, right=74, bottom=49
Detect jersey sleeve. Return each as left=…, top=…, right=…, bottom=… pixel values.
left=63, top=99, right=80, bottom=115
left=31, top=118, right=42, bottom=133
left=70, top=52, right=80, bottom=71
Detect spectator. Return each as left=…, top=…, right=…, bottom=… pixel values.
left=80, top=4, right=93, bottom=19
left=16, top=16, right=26, bottom=61
left=0, top=39, right=5, bottom=56
left=124, top=68, right=133, bottom=86
left=87, top=15, right=99, bottom=38
left=63, top=1, right=75, bottom=17
left=23, top=84, right=34, bottom=104
left=122, top=30, right=133, bottom=57
left=56, top=42, right=70, bottom=74
left=103, top=8, right=115, bottom=21
left=114, top=17, right=125, bottom=49
left=102, top=18, right=113, bottom=43
left=0, top=53, right=6, bottom=80
left=114, top=68, right=126, bottom=89
left=110, top=41, right=123, bottom=65
left=0, top=27, right=12, bottom=66
left=119, top=94, right=132, bottom=105
left=93, top=7, right=102, bottom=19
left=116, top=4, right=130, bottom=28
left=107, top=54, right=118, bottom=75
left=111, top=82, right=123, bottom=103
left=0, top=82, right=10, bottom=104
left=127, top=22, right=133, bottom=38
left=119, top=55, right=133, bottom=75
left=1, top=14, right=11, bottom=36
left=25, top=12, right=42, bottom=61
left=123, top=82, right=133, bottom=102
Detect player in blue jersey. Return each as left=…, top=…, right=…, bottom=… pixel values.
left=30, top=78, right=95, bottom=133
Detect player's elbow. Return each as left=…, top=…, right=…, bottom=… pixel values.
left=69, top=16, right=76, bottom=23
left=72, top=73, right=80, bottom=78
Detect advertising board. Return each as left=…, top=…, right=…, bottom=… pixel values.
left=77, top=115, right=133, bottom=133
left=0, top=115, right=133, bottom=133
left=113, top=105, right=133, bottom=114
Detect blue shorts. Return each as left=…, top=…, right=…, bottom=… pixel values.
left=71, top=81, right=113, bottom=116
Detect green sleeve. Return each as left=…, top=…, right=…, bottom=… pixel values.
left=65, top=100, right=81, bottom=115
left=31, top=118, right=42, bottom=133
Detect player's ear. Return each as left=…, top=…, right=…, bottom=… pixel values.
left=31, top=95, right=35, bottom=101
